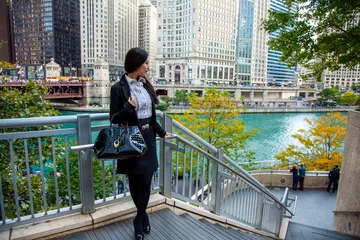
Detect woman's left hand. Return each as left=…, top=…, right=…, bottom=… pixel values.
left=162, top=132, right=174, bottom=140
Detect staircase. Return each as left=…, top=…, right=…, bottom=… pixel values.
left=52, top=208, right=271, bottom=240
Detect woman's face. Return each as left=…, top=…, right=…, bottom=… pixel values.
left=137, top=58, right=150, bottom=77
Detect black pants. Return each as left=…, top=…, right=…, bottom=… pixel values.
left=128, top=172, right=154, bottom=232
left=299, top=176, right=305, bottom=190
left=327, top=179, right=338, bottom=192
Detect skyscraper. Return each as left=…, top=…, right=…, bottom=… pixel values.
left=139, top=0, right=157, bottom=79
left=81, top=0, right=138, bottom=77
left=11, top=0, right=81, bottom=76
left=267, top=0, right=297, bottom=85
left=0, top=0, right=15, bottom=63
left=235, top=0, right=297, bottom=86
left=155, top=0, right=237, bottom=85
left=235, top=0, right=268, bottom=86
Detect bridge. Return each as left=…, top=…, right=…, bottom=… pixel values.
left=0, top=79, right=87, bottom=99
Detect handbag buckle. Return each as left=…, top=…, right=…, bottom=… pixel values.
left=114, top=139, right=120, bottom=148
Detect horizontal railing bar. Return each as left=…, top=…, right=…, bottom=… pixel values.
left=0, top=115, right=78, bottom=128
left=0, top=206, right=82, bottom=231
left=0, top=128, right=76, bottom=140
left=249, top=170, right=329, bottom=176
left=70, top=135, right=178, bottom=151
left=0, top=113, right=110, bottom=129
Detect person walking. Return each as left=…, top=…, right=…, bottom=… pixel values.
left=298, top=163, right=306, bottom=190
left=110, top=47, right=171, bottom=240
left=290, top=165, right=299, bottom=190
left=327, top=165, right=340, bottom=193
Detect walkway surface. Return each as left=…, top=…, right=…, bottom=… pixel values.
left=269, top=187, right=337, bottom=230
left=49, top=188, right=359, bottom=240
left=269, top=188, right=359, bottom=240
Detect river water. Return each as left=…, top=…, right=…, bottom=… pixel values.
left=60, top=111, right=345, bottom=164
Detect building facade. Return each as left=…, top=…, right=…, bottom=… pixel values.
left=235, top=0, right=269, bottom=86
left=155, top=0, right=237, bottom=85
left=267, top=0, right=297, bottom=85
left=150, top=0, right=157, bottom=7
left=11, top=0, right=81, bottom=77
left=321, top=14, right=360, bottom=90
left=0, top=0, right=15, bottom=63
left=81, top=0, right=138, bottom=79
left=139, top=0, right=157, bottom=79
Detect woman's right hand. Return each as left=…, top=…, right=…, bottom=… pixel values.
left=128, top=96, right=136, bottom=107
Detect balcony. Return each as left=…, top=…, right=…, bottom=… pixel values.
left=0, top=112, right=355, bottom=240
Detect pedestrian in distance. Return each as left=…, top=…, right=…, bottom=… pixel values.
left=327, top=165, right=340, bottom=193
left=110, top=47, right=172, bottom=240
left=290, top=165, right=299, bottom=190
left=298, top=163, right=306, bottom=190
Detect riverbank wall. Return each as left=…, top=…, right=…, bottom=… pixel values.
left=56, top=105, right=357, bottom=114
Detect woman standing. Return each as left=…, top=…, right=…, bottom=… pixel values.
left=110, top=48, right=171, bottom=240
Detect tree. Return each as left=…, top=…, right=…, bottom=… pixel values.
left=0, top=80, right=59, bottom=218
left=174, top=90, right=189, bottom=104
left=0, top=80, right=113, bottom=219
left=262, top=0, right=360, bottom=80
left=341, top=91, right=358, bottom=105
left=318, top=88, right=341, bottom=105
left=174, top=88, right=259, bottom=164
left=0, top=61, right=16, bottom=69
left=274, top=112, right=347, bottom=171
left=351, top=83, right=360, bottom=91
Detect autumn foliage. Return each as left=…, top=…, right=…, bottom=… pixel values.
left=274, top=112, right=347, bottom=171
left=174, top=87, right=259, bottom=163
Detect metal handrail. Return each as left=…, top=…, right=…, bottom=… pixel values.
left=169, top=117, right=293, bottom=216
left=70, top=133, right=294, bottom=216
left=0, top=111, right=294, bottom=235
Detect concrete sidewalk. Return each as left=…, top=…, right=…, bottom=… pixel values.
left=269, top=187, right=338, bottom=230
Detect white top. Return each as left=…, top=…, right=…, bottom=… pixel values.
left=125, top=75, right=152, bottom=119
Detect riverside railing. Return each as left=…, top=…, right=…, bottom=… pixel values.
left=0, top=112, right=294, bottom=236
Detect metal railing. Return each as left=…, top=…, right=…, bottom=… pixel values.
left=0, top=112, right=294, bottom=236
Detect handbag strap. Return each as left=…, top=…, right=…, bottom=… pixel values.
left=110, top=113, right=129, bottom=136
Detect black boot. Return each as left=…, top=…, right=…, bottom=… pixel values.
left=133, top=217, right=144, bottom=240
left=143, top=213, right=151, bottom=234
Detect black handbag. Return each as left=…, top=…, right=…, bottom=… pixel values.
left=93, top=114, right=147, bottom=160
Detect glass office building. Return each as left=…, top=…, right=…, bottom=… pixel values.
left=267, top=0, right=297, bottom=85
left=235, top=0, right=254, bottom=85
left=11, top=0, right=80, bottom=74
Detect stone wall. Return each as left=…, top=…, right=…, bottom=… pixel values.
left=332, top=110, right=360, bottom=237
left=251, top=172, right=328, bottom=189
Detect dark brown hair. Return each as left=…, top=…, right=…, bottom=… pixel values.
left=125, top=48, right=159, bottom=104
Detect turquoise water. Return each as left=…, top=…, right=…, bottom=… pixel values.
left=59, top=111, right=346, bottom=164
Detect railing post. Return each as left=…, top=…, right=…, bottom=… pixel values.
left=76, top=114, right=95, bottom=214
left=211, top=150, right=223, bottom=215
left=160, top=113, right=173, bottom=197
left=254, top=192, right=265, bottom=229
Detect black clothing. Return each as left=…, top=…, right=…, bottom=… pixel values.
left=290, top=168, right=299, bottom=190
left=327, top=168, right=340, bottom=192
left=128, top=173, right=153, bottom=234
left=110, top=74, right=166, bottom=174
